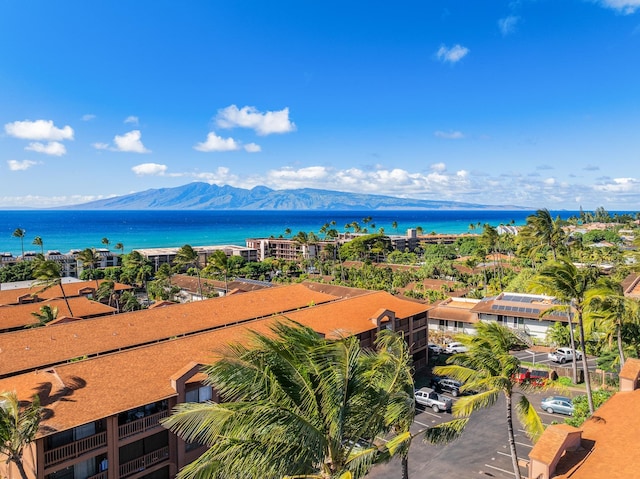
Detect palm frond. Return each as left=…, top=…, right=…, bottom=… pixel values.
left=515, top=395, right=544, bottom=442
left=452, top=389, right=500, bottom=417
left=422, top=418, right=470, bottom=445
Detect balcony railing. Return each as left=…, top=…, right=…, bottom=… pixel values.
left=118, top=410, right=169, bottom=440
left=44, top=431, right=107, bottom=467
left=119, top=446, right=170, bottom=478
left=87, top=471, right=108, bottom=479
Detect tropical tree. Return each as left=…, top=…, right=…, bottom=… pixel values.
left=528, top=258, right=599, bottom=413
left=101, top=237, right=110, bottom=248
left=28, top=304, right=59, bottom=328
left=204, top=250, right=231, bottom=293
left=433, top=322, right=544, bottom=479
left=77, top=247, right=102, bottom=289
left=32, top=259, right=74, bottom=317
left=32, top=236, right=44, bottom=255
left=521, top=209, right=566, bottom=262
left=12, top=228, right=26, bottom=258
left=173, top=245, right=203, bottom=299
left=0, top=391, right=42, bottom=479
left=121, top=251, right=153, bottom=291
left=585, top=278, right=640, bottom=368
left=114, top=242, right=125, bottom=254
left=96, top=279, right=118, bottom=309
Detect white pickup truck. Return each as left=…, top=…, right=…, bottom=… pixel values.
left=548, top=347, right=583, bottom=364
left=414, top=387, right=453, bottom=413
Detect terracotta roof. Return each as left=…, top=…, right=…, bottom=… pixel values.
left=0, top=280, right=132, bottom=306
left=299, top=281, right=371, bottom=299
left=529, top=423, right=581, bottom=463
left=621, top=273, right=640, bottom=298
left=171, top=274, right=271, bottom=294
left=428, top=298, right=480, bottom=323
left=0, top=297, right=116, bottom=330
left=0, top=284, right=338, bottom=377
left=0, top=320, right=276, bottom=436
left=552, top=389, right=640, bottom=479
left=471, top=294, right=567, bottom=322
left=280, top=291, right=430, bottom=337
left=619, top=357, right=640, bottom=381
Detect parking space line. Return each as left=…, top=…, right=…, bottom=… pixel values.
left=414, top=419, right=435, bottom=428
left=483, top=463, right=515, bottom=476
left=516, top=441, right=532, bottom=448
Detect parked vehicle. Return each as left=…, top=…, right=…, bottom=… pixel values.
left=444, top=341, right=468, bottom=354
left=541, top=396, right=574, bottom=415
left=428, top=343, right=443, bottom=354
left=513, top=367, right=549, bottom=386
left=433, top=377, right=464, bottom=397
left=414, top=387, right=453, bottom=412
left=548, top=347, right=583, bottom=364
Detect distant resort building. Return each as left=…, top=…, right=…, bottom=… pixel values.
left=135, top=245, right=258, bottom=271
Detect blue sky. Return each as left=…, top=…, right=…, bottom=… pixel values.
left=1, top=0, right=640, bottom=210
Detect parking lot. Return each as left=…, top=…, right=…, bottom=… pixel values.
left=366, top=387, right=577, bottom=479
left=511, top=348, right=598, bottom=373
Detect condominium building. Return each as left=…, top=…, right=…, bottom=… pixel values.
left=0, top=283, right=431, bottom=479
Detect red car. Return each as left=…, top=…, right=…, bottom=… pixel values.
left=513, top=367, right=549, bottom=386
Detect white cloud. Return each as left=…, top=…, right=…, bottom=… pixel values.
left=0, top=194, right=115, bottom=208
left=132, top=163, right=167, bottom=176
left=216, top=105, right=296, bottom=135
left=113, top=130, right=151, bottom=153
left=595, top=0, right=640, bottom=14
left=434, top=130, right=464, bottom=139
left=25, top=141, right=66, bottom=156
left=431, top=162, right=447, bottom=172
left=4, top=119, right=74, bottom=141
left=7, top=160, right=38, bottom=171
left=593, top=177, right=638, bottom=192
left=92, top=142, right=110, bottom=150
left=82, top=114, right=96, bottom=121
left=124, top=116, right=139, bottom=125
left=436, top=44, right=469, bottom=64
left=498, top=15, right=519, bottom=35
left=194, top=132, right=240, bottom=152
left=244, top=143, right=262, bottom=153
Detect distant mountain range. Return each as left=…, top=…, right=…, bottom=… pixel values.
left=69, top=182, right=525, bottom=210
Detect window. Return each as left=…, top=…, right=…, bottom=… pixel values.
left=186, top=386, right=213, bottom=403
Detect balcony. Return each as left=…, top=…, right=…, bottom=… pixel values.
left=119, top=446, right=170, bottom=478
left=44, top=432, right=107, bottom=467
left=87, top=472, right=108, bottom=479
left=118, top=410, right=169, bottom=440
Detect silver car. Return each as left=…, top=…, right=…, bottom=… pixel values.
left=541, top=396, right=574, bottom=415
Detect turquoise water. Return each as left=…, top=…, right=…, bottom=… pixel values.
left=0, top=209, right=562, bottom=256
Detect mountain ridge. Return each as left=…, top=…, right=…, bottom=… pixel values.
left=67, top=182, right=526, bottom=210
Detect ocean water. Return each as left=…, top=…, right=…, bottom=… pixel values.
left=0, top=209, right=567, bottom=256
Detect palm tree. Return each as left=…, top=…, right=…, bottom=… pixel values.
left=12, top=228, right=26, bottom=258
left=585, top=278, right=639, bottom=368
left=205, top=250, right=231, bottom=293
left=32, top=259, right=74, bottom=317
left=77, top=247, right=101, bottom=289
left=433, top=322, right=544, bottom=479
left=0, top=391, right=42, bottom=479
left=528, top=258, right=598, bottom=413
left=28, top=304, right=58, bottom=328
left=101, top=237, right=110, bottom=248
left=96, top=279, right=118, bottom=309
left=114, top=242, right=125, bottom=254
left=392, top=221, right=398, bottom=233
left=163, top=323, right=418, bottom=479
left=522, top=209, right=566, bottom=262
left=173, top=245, right=203, bottom=300
left=32, top=236, right=44, bottom=255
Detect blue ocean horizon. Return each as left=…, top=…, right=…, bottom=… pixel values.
left=0, top=209, right=576, bottom=256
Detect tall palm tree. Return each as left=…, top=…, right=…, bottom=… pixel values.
left=585, top=278, right=639, bottom=368
left=77, top=247, right=101, bottom=289
left=101, top=237, right=110, bottom=248
left=28, top=304, right=59, bottom=328
left=32, top=259, right=74, bottom=317
left=163, top=323, right=413, bottom=479
left=434, top=322, right=544, bottom=479
left=0, top=391, right=42, bottom=479
left=173, top=245, right=203, bottom=300
left=114, top=242, right=125, bottom=254
left=96, top=279, right=118, bottom=309
left=522, top=209, right=566, bottom=262
left=12, top=228, right=26, bottom=258
left=205, top=250, right=231, bottom=293
left=528, top=258, right=598, bottom=413
left=32, top=236, right=44, bottom=255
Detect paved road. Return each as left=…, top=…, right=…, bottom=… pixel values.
left=512, top=349, right=598, bottom=373
left=366, top=388, right=576, bottom=479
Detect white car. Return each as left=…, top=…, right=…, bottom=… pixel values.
left=548, top=347, right=583, bottom=364
left=445, top=341, right=468, bottom=354
left=414, top=387, right=453, bottom=412
left=428, top=343, right=443, bottom=354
